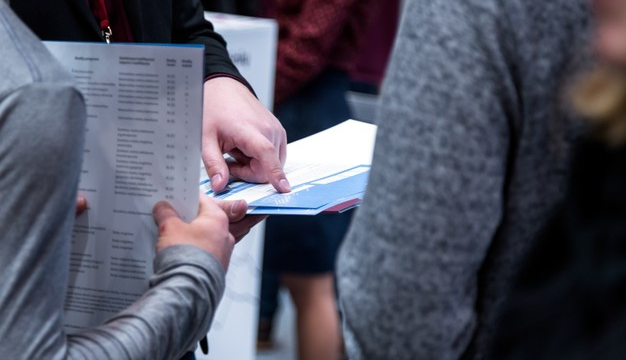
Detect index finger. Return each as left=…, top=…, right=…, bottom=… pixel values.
left=244, top=137, right=291, bottom=193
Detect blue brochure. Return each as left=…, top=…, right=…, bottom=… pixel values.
left=199, top=120, right=378, bottom=215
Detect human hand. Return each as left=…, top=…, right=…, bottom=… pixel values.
left=76, top=195, right=87, bottom=216
left=216, top=199, right=268, bottom=242
left=153, top=194, right=235, bottom=271
left=201, top=77, right=291, bottom=194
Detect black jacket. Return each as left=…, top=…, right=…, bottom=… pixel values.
left=490, top=138, right=626, bottom=360
left=201, top=0, right=257, bottom=16
left=11, top=0, right=244, bottom=81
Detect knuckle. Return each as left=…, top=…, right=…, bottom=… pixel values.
left=203, top=157, right=225, bottom=170
left=257, top=124, right=270, bottom=135
left=257, top=141, right=276, bottom=154
left=258, top=119, right=274, bottom=132
left=269, top=166, right=284, bottom=177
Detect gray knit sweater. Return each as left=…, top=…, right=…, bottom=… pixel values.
left=337, top=1, right=591, bottom=359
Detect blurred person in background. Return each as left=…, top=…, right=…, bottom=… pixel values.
left=490, top=1, right=626, bottom=359
left=337, top=1, right=592, bottom=360
left=348, top=0, right=401, bottom=95
left=256, top=1, right=382, bottom=360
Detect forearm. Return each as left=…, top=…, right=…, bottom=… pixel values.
left=66, top=245, right=225, bottom=360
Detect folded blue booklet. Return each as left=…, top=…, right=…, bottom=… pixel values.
left=199, top=120, right=377, bottom=215
left=201, top=165, right=369, bottom=215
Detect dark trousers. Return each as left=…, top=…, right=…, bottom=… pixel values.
left=259, top=69, right=353, bottom=319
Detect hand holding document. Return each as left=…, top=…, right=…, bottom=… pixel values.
left=200, top=120, right=378, bottom=215
left=45, top=39, right=376, bottom=336
left=45, top=41, right=204, bottom=331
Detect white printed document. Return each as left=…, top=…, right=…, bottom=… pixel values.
left=45, top=42, right=204, bottom=332
left=200, top=120, right=377, bottom=215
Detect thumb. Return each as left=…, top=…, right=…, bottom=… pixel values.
left=216, top=199, right=248, bottom=223
left=197, top=193, right=224, bottom=218
left=153, top=201, right=182, bottom=232
left=202, top=140, right=229, bottom=193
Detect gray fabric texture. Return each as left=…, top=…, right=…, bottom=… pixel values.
left=337, top=1, right=592, bottom=360
left=0, top=2, right=225, bottom=359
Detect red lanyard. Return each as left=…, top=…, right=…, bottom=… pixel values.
left=89, top=0, right=113, bottom=43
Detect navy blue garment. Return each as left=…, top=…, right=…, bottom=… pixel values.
left=264, top=68, right=353, bottom=275
left=259, top=69, right=354, bottom=321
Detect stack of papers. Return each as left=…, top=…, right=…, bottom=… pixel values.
left=44, top=41, right=205, bottom=331
left=199, top=120, right=377, bottom=215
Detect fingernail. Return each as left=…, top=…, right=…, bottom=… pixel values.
left=211, top=173, right=222, bottom=185
left=279, top=179, right=291, bottom=192
left=233, top=200, right=246, bottom=216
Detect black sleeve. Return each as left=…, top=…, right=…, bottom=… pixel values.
left=172, top=0, right=252, bottom=88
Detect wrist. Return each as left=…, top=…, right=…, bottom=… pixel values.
left=204, top=74, right=256, bottom=97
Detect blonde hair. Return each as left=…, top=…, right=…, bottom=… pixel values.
left=572, top=65, right=626, bottom=146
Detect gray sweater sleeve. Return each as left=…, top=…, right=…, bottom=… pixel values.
left=66, top=245, right=225, bottom=360
left=0, top=3, right=226, bottom=359
left=337, top=1, right=519, bottom=359
left=0, top=82, right=225, bottom=360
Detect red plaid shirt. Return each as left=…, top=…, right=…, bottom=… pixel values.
left=264, top=0, right=380, bottom=105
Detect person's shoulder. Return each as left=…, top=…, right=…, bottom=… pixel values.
left=0, top=2, right=73, bottom=96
